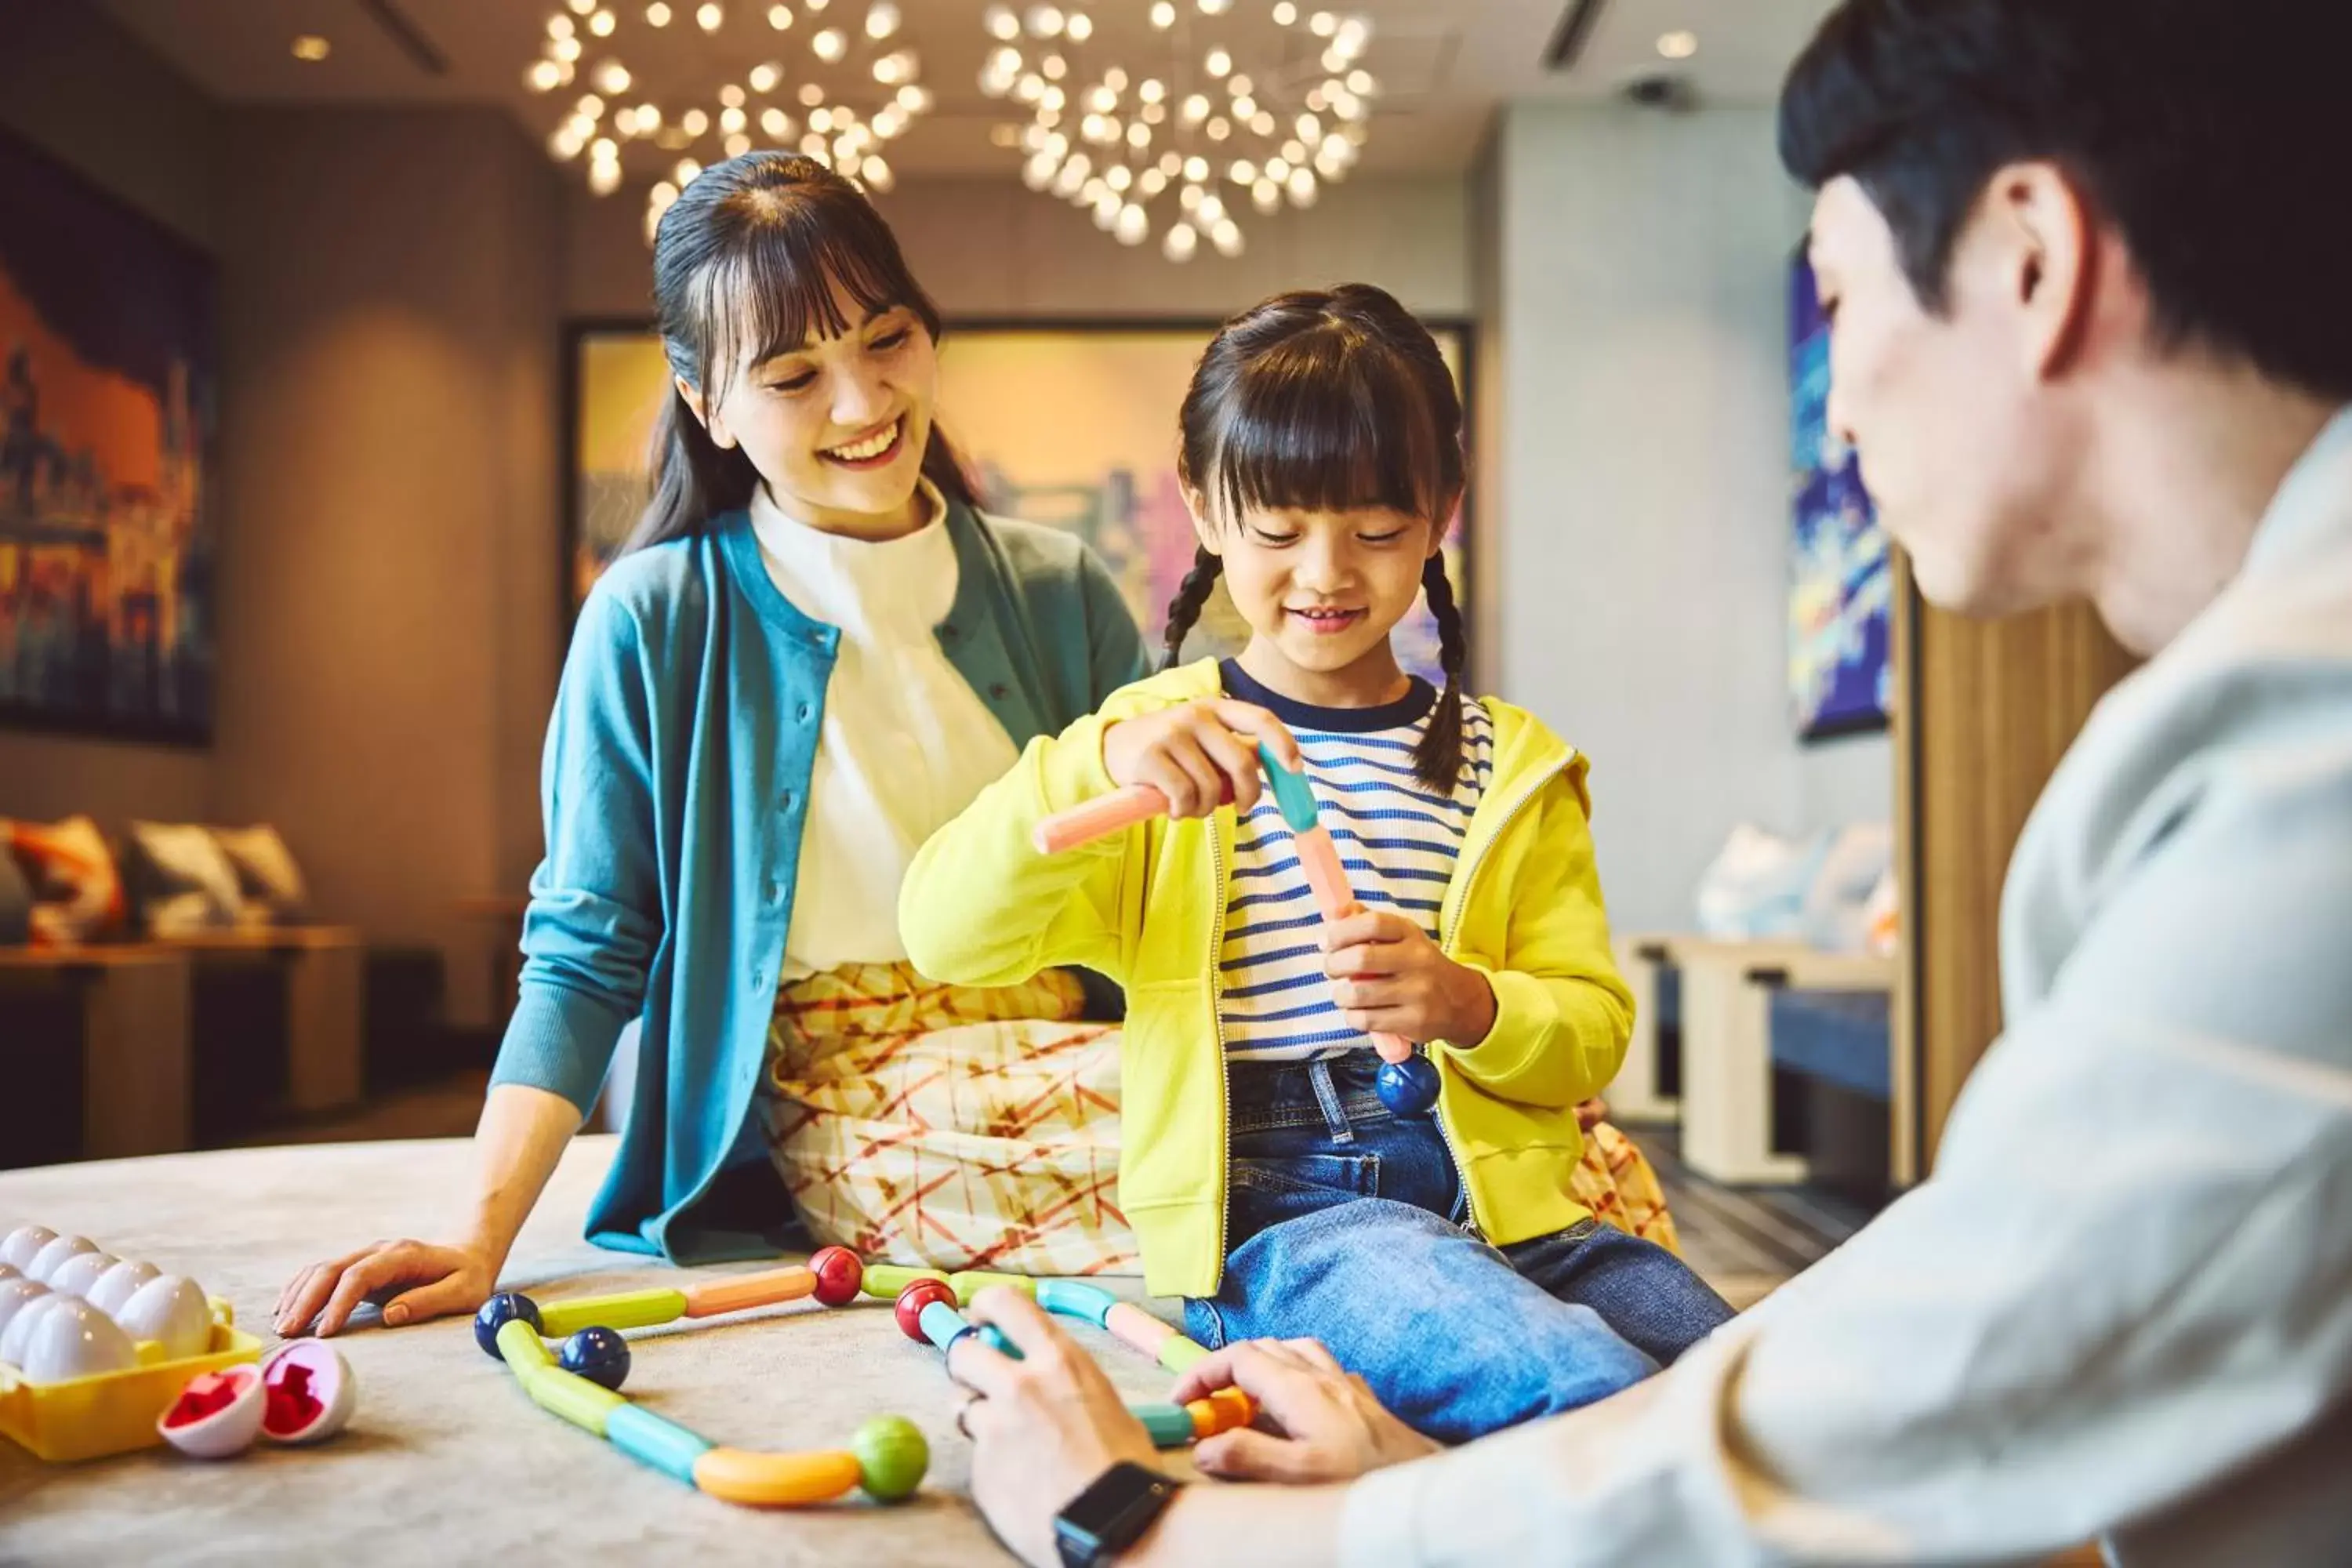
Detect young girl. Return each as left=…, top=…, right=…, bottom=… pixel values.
left=902, top=285, right=1732, bottom=1440
left=277, top=153, right=1145, bottom=1338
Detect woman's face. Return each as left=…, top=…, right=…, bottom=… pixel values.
left=688, top=281, right=940, bottom=535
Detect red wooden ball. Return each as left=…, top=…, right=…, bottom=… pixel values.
left=894, top=1277, right=957, bottom=1342
left=809, top=1246, right=863, bottom=1308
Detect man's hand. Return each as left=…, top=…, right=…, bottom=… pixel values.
left=956, top=1287, right=1166, bottom=1568
left=1173, top=1338, right=1441, bottom=1483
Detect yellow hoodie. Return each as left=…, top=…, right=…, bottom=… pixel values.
left=899, top=659, right=1635, bottom=1298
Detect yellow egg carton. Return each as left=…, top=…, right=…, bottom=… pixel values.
left=0, top=1299, right=261, bottom=1463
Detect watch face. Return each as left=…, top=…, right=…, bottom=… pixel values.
left=1057, top=1461, right=1176, bottom=1563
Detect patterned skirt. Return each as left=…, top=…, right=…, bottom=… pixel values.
left=764, top=960, right=1679, bottom=1276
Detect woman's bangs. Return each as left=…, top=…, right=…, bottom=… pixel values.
left=692, top=205, right=918, bottom=400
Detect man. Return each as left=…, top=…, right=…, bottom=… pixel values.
left=945, top=1, right=2352, bottom=1563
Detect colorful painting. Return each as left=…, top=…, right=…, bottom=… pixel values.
left=1789, top=252, right=1890, bottom=740
left=0, top=126, right=217, bottom=743
left=568, top=322, right=1471, bottom=684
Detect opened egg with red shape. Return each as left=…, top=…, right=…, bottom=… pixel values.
left=260, top=1339, right=356, bottom=1443
left=159, top=1365, right=267, bottom=1458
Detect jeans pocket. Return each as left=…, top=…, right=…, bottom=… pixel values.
left=1231, top=1152, right=1381, bottom=1200
left=1228, top=1152, right=1381, bottom=1250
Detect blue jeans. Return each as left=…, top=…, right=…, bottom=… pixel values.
left=1182, top=1054, right=1736, bottom=1443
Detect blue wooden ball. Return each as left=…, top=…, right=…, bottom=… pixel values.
left=1375, top=1054, right=1441, bottom=1117
left=473, top=1291, right=543, bottom=1359
left=558, top=1326, right=632, bottom=1391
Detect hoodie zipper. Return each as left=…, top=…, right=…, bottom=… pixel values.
left=1207, top=807, right=1233, bottom=1289
left=1428, top=750, right=1571, bottom=1243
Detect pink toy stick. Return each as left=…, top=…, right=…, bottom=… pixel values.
left=1032, top=784, right=1170, bottom=855
left=1104, top=1302, right=1178, bottom=1359
left=1293, top=828, right=1414, bottom=1065
left=1033, top=779, right=1239, bottom=855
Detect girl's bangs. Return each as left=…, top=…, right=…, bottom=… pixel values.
left=1207, top=337, right=1446, bottom=528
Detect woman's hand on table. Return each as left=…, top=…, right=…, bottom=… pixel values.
left=274, top=1239, right=496, bottom=1338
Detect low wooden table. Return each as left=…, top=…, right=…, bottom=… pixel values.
left=0, top=946, right=192, bottom=1159
left=456, top=896, right=529, bottom=1038
left=161, top=927, right=365, bottom=1114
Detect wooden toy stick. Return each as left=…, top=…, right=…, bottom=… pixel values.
left=682, top=1266, right=817, bottom=1319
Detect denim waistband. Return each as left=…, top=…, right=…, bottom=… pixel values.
left=1227, top=1053, right=1392, bottom=1142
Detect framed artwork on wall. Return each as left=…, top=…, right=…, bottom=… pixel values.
left=0, top=125, right=218, bottom=746
left=1788, top=249, right=1892, bottom=741
left=564, top=318, right=1473, bottom=684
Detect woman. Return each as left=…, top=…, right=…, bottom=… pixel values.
left=276, top=152, right=1146, bottom=1336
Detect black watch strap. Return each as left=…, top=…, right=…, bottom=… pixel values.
left=1053, top=1461, right=1183, bottom=1568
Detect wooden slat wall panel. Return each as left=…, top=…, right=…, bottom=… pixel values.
left=1895, top=554, right=2139, bottom=1169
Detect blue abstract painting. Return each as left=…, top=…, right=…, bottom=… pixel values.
left=1788, top=251, right=1890, bottom=740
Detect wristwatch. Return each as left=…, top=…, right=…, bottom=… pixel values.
left=1053, top=1461, right=1183, bottom=1567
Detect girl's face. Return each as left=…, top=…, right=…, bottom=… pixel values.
left=1197, top=500, right=1442, bottom=699
left=687, top=284, right=939, bottom=535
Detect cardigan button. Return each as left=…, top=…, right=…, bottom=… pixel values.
left=796, top=702, right=813, bottom=723
left=941, top=623, right=960, bottom=641
left=989, top=683, right=1010, bottom=700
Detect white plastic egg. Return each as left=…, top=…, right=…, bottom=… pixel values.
left=0, top=1287, right=71, bottom=1367
left=85, top=1258, right=162, bottom=1319
left=19, top=1296, right=140, bottom=1384
left=158, top=1365, right=266, bottom=1459
left=115, top=1275, right=214, bottom=1360
left=260, top=1340, right=357, bottom=1443
left=45, top=1250, right=120, bottom=1300
left=1, top=1225, right=57, bottom=1271
left=0, top=1277, right=56, bottom=1352
left=26, top=1234, right=96, bottom=1283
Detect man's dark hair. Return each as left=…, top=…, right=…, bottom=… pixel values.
left=1780, top=0, right=2352, bottom=401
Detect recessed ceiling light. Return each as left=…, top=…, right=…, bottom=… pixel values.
left=1657, top=31, right=1698, bottom=60
left=291, top=34, right=331, bottom=61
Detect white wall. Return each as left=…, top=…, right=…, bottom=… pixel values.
left=565, top=172, right=1473, bottom=319
left=211, top=107, right=562, bottom=1022
left=1490, top=103, right=1890, bottom=935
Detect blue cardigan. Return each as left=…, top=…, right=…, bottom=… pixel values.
left=490, top=501, right=1147, bottom=1263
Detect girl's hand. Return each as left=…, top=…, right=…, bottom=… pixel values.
left=1322, top=907, right=1497, bottom=1046
left=274, top=1239, right=498, bottom=1338
left=1101, top=699, right=1305, bottom=820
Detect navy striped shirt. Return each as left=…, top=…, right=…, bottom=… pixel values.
left=1218, top=659, right=1493, bottom=1062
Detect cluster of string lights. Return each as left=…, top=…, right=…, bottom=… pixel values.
left=979, top=0, right=1375, bottom=260
left=524, top=0, right=934, bottom=240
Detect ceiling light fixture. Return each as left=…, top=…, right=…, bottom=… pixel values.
left=525, top=0, right=927, bottom=237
